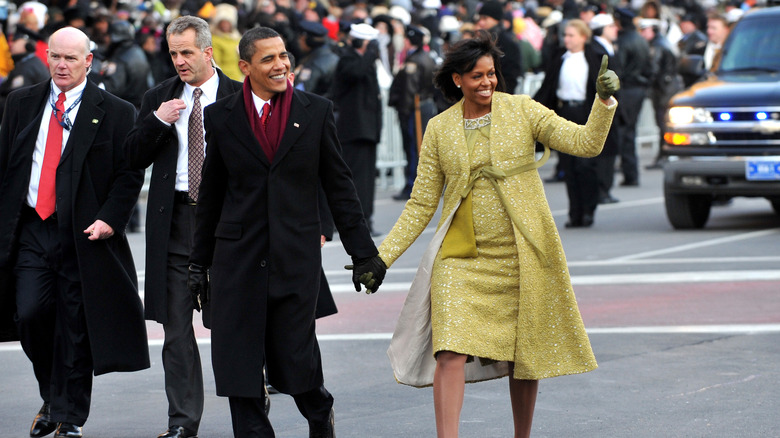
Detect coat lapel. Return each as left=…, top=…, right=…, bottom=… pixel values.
left=222, top=91, right=270, bottom=166
left=442, top=101, right=471, bottom=185
left=14, top=83, right=49, bottom=161
left=62, top=81, right=104, bottom=167
left=271, top=90, right=308, bottom=167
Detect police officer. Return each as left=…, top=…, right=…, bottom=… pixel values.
left=388, top=25, right=438, bottom=201
left=294, top=20, right=339, bottom=97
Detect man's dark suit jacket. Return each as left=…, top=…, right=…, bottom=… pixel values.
left=190, top=88, right=377, bottom=398
left=0, top=79, right=149, bottom=375
left=124, top=69, right=242, bottom=325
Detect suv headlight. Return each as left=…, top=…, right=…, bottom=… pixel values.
left=668, top=107, right=712, bottom=124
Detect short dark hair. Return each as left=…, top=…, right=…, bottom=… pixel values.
left=433, top=30, right=506, bottom=103
left=239, top=26, right=281, bottom=62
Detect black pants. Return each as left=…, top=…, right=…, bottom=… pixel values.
left=617, top=86, right=647, bottom=184
left=229, top=385, right=333, bottom=437
left=14, top=207, right=92, bottom=425
left=557, top=102, right=599, bottom=222
left=162, top=201, right=204, bottom=432
left=398, top=99, right=436, bottom=196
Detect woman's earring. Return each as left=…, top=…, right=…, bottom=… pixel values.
left=456, top=84, right=461, bottom=89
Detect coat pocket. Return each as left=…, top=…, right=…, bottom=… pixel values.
left=214, top=222, right=242, bottom=240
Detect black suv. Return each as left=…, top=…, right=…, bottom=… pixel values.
left=662, top=6, right=780, bottom=229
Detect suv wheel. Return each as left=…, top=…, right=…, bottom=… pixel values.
left=665, top=192, right=712, bottom=229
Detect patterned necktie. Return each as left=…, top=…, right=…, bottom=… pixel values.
left=260, top=103, right=271, bottom=130
left=36, top=92, right=66, bottom=220
left=188, top=88, right=204, bottom=202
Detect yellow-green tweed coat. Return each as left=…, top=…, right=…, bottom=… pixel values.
left=379, top=92, right=617, bottom=383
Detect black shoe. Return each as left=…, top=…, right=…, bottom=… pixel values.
left=157, top=426, right=197, bottom=438
left=544, top=173, right=566, bottom=183
left=619, top=180, right=639, bottom=187
left=565, top=214, right=593, bottom=228
left=30, top=402, right=56, bottom=437
left=392, top=191, right=411, bottom=201
left=644, top=162, right=663, bottom=170
left=582, top=214, right=594, bottom=227
left=54, top=423, right=81, bottom=438
left=598, top=195, right=620, bottom=204
left=309, top=408, right=334, bottom=438
left=30, top=402, right=57, bottom=437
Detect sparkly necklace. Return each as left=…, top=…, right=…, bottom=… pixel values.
left=464, top=112, right=491, bottom=130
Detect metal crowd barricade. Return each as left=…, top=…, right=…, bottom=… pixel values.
left=375, top=86, right=407, bottom=191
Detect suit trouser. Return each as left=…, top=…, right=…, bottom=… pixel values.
left=342, top=140, right=377, bottom=227
left=617, top=86, right=647, bottom=184
left=398, top=99, right=437, bottom=196
left=229, top=385, right=334, bottom=438
left=162, top=202, right=204, bottom=432
left=594, top=153, right=617, bottom=199
left=14, top=206, right=92, bottom=425
left=557, top=102, right=599, bottom=221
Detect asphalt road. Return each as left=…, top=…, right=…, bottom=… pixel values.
left=2, top=145, right=780, bottom=437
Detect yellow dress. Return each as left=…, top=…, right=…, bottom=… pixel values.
left=431, top=118, right=520, bottom=362
left=381, top=92, right=616, bottom=382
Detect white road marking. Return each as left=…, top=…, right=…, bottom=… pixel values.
left=2, top=324, right=779, bottom=352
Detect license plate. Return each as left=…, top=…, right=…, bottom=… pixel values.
left=746, top=159, right=780, bottom=181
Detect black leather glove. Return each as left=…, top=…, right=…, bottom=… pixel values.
left=188, top=263, right=210, bottom=311
left=344, top=255, right=387, bottom=294
left=596, top=54, right=621, bottom=101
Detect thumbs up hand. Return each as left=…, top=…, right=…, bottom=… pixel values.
left=596, top=55, right=620, bottom=101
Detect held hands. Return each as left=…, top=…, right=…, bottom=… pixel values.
left=187, top=264, right=210, bottom=311
left=596, top=55, right=621, bottom=101
left=345, top=255, right=387, bottom=294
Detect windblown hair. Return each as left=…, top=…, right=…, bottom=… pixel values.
left=433, top=30, right=506, bottom=103
left=166, top=15, right=212, bottom=50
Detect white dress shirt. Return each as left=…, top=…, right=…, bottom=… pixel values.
left=556, top=50, right=588, bottom=102
left=27, top=79, right=87, bottom=208
left=170, top=70, right=219, bottom=192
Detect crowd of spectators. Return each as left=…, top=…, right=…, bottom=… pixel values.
left=0, top=0, right=767, bottom=217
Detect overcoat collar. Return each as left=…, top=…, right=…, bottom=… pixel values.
left=164, top=68, right=237, bottom=101
left=14, top=79, right=105, bottom=171
left=220, top=88, right=312, bottom=168
left=438, top=93, right=511, bottom=187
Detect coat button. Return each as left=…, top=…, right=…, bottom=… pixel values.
left=162, top=173, right=169, bottom=179
left=159, top=206, right=165, bottom=213
left=260, top=260, right=267, bottom=268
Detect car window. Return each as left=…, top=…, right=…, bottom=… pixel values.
left=721, top=16, right=780, bottom=72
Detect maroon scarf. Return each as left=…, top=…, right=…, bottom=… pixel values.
left=243, top=77, right=293, bottom=163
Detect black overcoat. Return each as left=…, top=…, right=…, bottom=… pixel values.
left=0, top=80, right=149, bottom=375
left=123, top=69, right=242, bottom=325
left=329, top=47, right=382, bottom=144
left=191, top=88, right=377, bottom=397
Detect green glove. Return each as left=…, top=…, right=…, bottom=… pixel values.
left=596, top=55, right=621, bottom=101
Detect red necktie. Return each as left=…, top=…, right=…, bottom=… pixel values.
left=36, top=92, right=66, bottom=220
left=260, top=103, right=270, bottom=130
